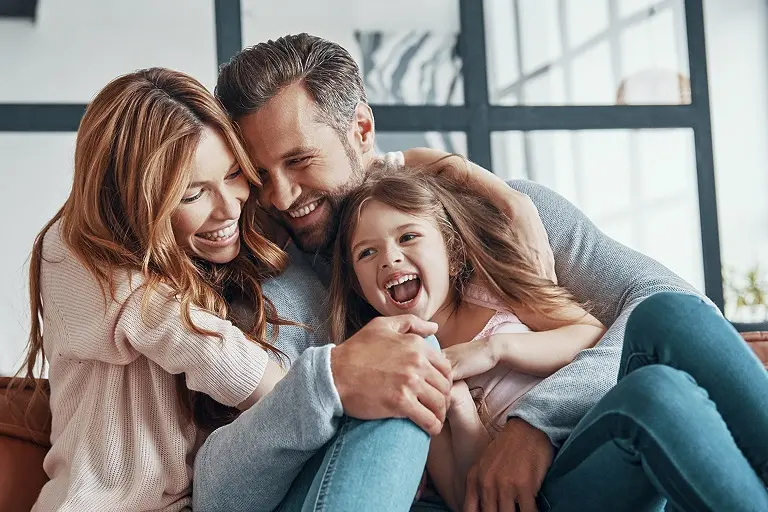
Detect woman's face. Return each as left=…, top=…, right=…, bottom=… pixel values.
left=350, top=200, right=453, bottom=321
left=171, top=127, right=250, bottom=264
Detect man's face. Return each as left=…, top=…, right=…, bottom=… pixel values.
left=238, top=83, right=374, bottom=254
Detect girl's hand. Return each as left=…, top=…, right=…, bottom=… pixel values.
left=443, top=337, right=500, bottom=381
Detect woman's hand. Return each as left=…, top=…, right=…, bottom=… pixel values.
left=443, top=338, right=499, bottom=381
left=403, top=148, right=557, bottom=283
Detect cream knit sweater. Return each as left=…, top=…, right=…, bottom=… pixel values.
left=32, top=221, right=268, bottom=512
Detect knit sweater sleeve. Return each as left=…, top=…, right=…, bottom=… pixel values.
left=113, top=285, right=268, bottom=408
left=505, top=180, right=707, bottom=446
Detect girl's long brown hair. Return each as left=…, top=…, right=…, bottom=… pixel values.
left=12, top=68, right=288, bottom=431
left=329, top=163, right=583, bottom=344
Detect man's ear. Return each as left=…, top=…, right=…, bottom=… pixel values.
left=350, top=102, right=375, bottom=154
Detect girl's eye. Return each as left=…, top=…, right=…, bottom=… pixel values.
left=400, top=233, right=419, bottom=243
left=226, top=168, right=243, bottom=180
left=357, top=248, right=375, bottom=261
left=181, top=190, right=203, bottom=204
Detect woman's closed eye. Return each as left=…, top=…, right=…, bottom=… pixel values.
left=226, top=168, right=242, bottom=180
left=181, top=190, right=203, bottom=204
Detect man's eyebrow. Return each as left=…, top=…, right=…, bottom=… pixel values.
left=280, top=147, right=315, bottom=160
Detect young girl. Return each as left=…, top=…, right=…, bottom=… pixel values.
left=13, top=68, right=289, bottom=511
left=329, top=165, right=606, bottom=511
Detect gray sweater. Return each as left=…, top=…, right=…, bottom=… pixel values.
left=217, top=179, right=701, bottom=510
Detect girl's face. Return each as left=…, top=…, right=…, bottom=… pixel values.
left=350, top=200, right=453, bottom=321
left=171, top=127, right=251, bottom=264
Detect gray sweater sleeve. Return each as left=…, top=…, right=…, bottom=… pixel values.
left=506, top=179, right=708, bottom=447
left=196, top=259, right=342, bottom=512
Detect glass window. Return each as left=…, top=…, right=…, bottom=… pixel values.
left=376, top=132, right=468, bottom=157
left=492, top=129, right=703, bottom=291
left=484, top=0, right=690, bottom=105
left=242, top=0, right=463, bottom=105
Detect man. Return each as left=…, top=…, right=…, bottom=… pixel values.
left=193, top=34, right=702, bottom=512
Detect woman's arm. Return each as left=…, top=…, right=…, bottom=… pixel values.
left=402, top=148, right=556, bottom=283
left=237, top=359, right=287, bottom=410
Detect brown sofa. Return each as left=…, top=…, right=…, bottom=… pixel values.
left=2, top=333, right=767, bottom=512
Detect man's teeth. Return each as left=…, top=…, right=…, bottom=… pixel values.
left=197, top=223, right=237, bottom=241
left=288, top=200, right=320, bottom=219
left=385, top=274, right=419, bottom=290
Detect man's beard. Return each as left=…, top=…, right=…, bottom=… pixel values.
left=277, top=139, right=364, bottom=255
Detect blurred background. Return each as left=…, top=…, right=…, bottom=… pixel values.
left=0, top=0, right=766, bottom=375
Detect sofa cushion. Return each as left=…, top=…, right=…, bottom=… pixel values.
left=0, top=378, right=51, bottom=512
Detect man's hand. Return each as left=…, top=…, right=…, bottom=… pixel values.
left=443, top=337, right=499, bottom=381
left=330, top=315, right=452, bottom=436
left=464, top=418, right=554, bottom=512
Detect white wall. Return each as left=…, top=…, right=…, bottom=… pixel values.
left=0, top=0, right=218, bottom=375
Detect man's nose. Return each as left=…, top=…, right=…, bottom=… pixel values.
left=267, top=169, right=301, bottom=212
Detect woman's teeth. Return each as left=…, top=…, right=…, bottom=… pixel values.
left=197, top=223, right=237, bottom=241
left=288, top=200, right=320, bottom=219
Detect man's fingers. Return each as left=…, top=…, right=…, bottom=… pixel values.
left=400, top=394, right=442, bottom=435
left=517, top=492, right=538, bottom=512
left=424, top=363, right=452, bottom=398
left=480, top=482, right=499, bottom=512
left=426, top=345, right=453, bottom=380
left=386, top=314, right=438, bottom=337
left=463, top=468, right=480, bottom=512
left=416, top=379, right=448, bottom=424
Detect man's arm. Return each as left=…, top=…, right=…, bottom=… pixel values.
left=506, top=179, right=708, bottom=446
left=195, top=259, right=450, bottom=512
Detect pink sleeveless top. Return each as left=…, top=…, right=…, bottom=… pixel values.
left=463, top=283, right=542, bottom=438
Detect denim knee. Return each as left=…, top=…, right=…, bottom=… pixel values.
left=613, top=365, right=707, bottom=423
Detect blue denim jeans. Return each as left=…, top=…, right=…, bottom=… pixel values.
left=537, top=292, right=768, bottom=511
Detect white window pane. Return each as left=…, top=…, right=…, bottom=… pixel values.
left=518, top=0, right=562, bottom=75
left=376, top=132, right=467, bottom=157
left=492, top=129, right=703, bottom=292
left=566, top=0, right=610, bottom=48
left=484, top=0, right=521, bottom=100
left=571, top=42, right=616, bottom=104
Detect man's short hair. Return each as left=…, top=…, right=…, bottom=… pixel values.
left=216, top=33, right=367, bottom=136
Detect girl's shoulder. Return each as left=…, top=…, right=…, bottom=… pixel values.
left=463, top=280, right=512, bottom=313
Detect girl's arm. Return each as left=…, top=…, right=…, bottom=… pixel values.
left=495, top=304, right=606, bottom=377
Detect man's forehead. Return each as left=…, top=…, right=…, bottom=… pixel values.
left=239, top=84, right=329, bottom=163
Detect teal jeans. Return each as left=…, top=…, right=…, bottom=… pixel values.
left=537, top=292, right=768, bottom=511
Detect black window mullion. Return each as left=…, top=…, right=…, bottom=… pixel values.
left=685, top=0, right=724, bottom=312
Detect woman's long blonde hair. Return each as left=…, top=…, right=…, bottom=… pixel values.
left=329, top=164, right=583, bottom=343
left=14, top=68, right=287, bottom=430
